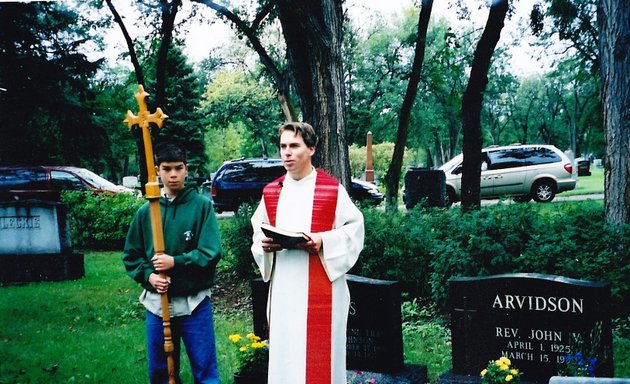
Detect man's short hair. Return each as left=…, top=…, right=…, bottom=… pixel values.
left=155, top=143, right=187, bottom=166
left=278, top=122, right=319, bottom=148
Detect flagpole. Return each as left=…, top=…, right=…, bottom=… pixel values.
left=124, top=85, right=175, bottom=384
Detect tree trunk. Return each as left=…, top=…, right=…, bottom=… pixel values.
left=460, top=0, right=509, bottom=210
left=275, top=0, right=350, bottom=184
left=598, top=0, right=630, bottom=226
left=383, top=0, right=434, bottom=212
left=154, top=0, right=180, bottom=111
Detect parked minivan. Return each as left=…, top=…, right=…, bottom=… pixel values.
left=439, top=144, right=577, bottom=204
left=0, top=166, right=134, bottom=201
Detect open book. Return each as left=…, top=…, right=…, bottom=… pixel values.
left=261, top=223, right=311, bottom=248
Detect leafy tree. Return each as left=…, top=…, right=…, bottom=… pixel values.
left=481, top=51, right=520, bottom=145
left=419, top=21, right=474, bottom=166
left=205, top=124, right=246, bottom=172
left=344, top=8, right=419, bottom=145
left=528, top=0, right=603, bottom=156
left=531, top=0, right=599, bottom=73
left=198, top=69, right=280, bottom=164
left=346, top=7, right=459, bottom=172
left=89, top=70, right=140, bottom=182
left=106, top=1, right=213, bottom=184
left=192, top=0, right=298, bottom=122
left=0, top=2, right=105, bottom=168
left=384, top=0, right=434, bottom=212
left=349, top=142, right=415, bottom=182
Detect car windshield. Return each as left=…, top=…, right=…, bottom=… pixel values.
left=72, top=168, right=119, bottom=190
left=439, top=154, right=463, bottom=172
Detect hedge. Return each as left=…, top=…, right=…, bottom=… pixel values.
left=63, top=191, right=629, bottom=316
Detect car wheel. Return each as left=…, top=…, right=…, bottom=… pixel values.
left=513, top=195, right=532, bottom=203
left=532, top=180, right=555, bottom=203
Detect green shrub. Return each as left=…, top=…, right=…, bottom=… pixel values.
left=351, top=207, right=436, bottom=296
left=219, top=204, right=257, bottom=278
left=347, top=202, right=629, bottom=317
left=518, top=202, right=630, bottom=309
left=428, top=203, right=538, bottom=309
left=62, top=191, right=144, bottom=250
left=64, top=191, right=628, bottom=317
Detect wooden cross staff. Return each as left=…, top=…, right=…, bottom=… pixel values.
left=124, top=85, right=175, bottom=384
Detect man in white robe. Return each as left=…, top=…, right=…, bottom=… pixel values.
left=251, top=122, right=364, bottom=384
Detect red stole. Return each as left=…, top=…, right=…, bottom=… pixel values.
left=263, top=169, right=339, bottom=384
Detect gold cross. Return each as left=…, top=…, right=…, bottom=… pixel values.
left=123, top=85, right=175, bottom=383
left=124, top=85, right=168, bottom=199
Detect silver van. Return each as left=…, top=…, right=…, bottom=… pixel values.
left=439, top=144, right=577, bottom=204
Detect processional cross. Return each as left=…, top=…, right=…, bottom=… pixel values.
left=124, top=85, right=175, bottom=384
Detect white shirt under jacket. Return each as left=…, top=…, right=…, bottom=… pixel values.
left=250, top=168, right=365, bottom=384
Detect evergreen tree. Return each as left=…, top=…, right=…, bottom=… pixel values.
left=0, top=2, right=104, bottom=167
left=142, top=41, right=209, bottom=179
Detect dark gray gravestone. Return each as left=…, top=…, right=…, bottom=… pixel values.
left=0, top=201, right=84, bottom=283
left=404, top=168, right=446, bottom=209
left=252, top=274, right=405, bottom=374
left=449, top=274, right=613, bottom=384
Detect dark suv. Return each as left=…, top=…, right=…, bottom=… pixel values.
left=0, top=166, right=133, bottom=201
left=208, top=158, right=384, bottom=213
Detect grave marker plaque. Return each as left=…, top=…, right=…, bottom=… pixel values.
left=252, top=274, right=404, bottom=373
left=450, top=273, right=613, bottom=383
left=0, top=201, right=84, bottom=283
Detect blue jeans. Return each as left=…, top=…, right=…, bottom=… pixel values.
left=146, top=297, right=219, bottom=384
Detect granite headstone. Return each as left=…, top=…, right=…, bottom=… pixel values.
left=449, top=273, right=613, bottom=383
left=0, top=201, right=84, bottom=283
left=252, top=274, right=405, bottom=373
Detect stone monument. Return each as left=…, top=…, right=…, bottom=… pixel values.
left=444, top=273, right=614, bottom=383
left=0, top=200, right=84, bottom=283
left=252, top=274, right=427, bottom=382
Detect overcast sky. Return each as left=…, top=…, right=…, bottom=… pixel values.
left=103, top=0, right=551, bottom=77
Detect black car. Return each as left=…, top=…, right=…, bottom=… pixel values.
left=207, top=158, right=383, bottom=213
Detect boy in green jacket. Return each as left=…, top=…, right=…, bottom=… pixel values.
left=122, top=143, right=221, bottom=384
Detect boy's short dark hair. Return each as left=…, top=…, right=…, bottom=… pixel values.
left=278, top=122, right=319, bottom=148
left=155, top=143, right=187, bottom=166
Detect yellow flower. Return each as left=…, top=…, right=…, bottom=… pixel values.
left=481, top=369, right=487, bottom=377
left=510, top=369, right=518, bottom=375
left=497, top=356, right=511, bottom=366
left=500, top=364, right=509, bottom=371
left=229, top=332, right=269, bottom=375
left=506, top=374, right=514, bottom=382
left=251, top=341, right=267, bottom=349
left=247, top=333, right=261, bottom=342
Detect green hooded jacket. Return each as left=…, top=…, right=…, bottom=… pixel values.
left=122, top=185, right=222, bottom=296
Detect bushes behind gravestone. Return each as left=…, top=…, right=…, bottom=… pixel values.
left=218, top=204, right=256, bottom=278
left=351, top=201, right=629, bottom=317
left=62, top=191, right=145, bottom=250
left=350, top=208, right=436, bottom=297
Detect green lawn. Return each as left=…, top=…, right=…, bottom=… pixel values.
left=0, top=251, right=627, bottom=383
left=564, top=166, right=605, bottom=196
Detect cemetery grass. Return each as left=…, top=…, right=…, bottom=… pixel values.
left=564, top=166, right=604, bottom=196
left=1, top=252, right=628, bottom=384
